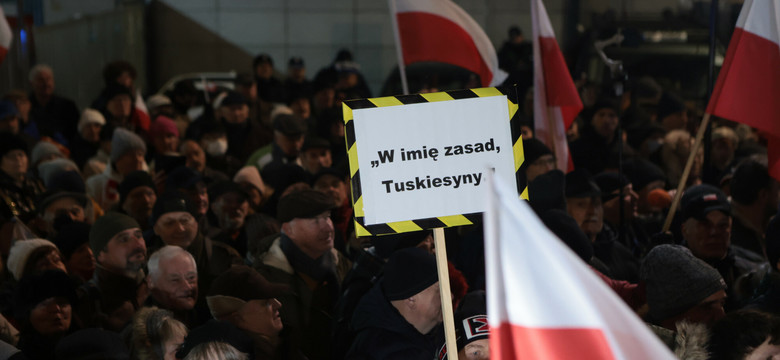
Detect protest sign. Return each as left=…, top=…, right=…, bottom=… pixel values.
left=343, top=87, right=526, bottom=236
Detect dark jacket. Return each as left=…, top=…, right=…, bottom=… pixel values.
left=254, top=236, right=350, bottom=360
left=346, top=281, right=435, bottom=360
left=29, top=93, right=79, bottom=143
left=0, top=172, right=45, bottom=223
left=593, top=225, right=641, bottom=283
left=76, top=265, right=147, bottom=332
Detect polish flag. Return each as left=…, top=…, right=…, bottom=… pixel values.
left=706, top=0, right=780, bottom=180
left=0, top=6, right=12, bottom=65
left=531, top=0, right=582, bottom=172
left=484, top=173, right=675, bottom=359
left=391, top=0, right=507, bottom=87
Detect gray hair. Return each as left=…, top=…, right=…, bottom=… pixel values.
left=147, top=245, right=196, bottom=283
left=29, top=64, right=53, bottom=83
left=184, top=342, right=248, bottom=360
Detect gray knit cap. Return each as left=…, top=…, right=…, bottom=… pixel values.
left=110, top=128, right=146, bottom=163
left=641, top=244, right=726, bottom=322
left=89, top=212, right=141, bottom=254
left=31, top=141, right=63, bottom=166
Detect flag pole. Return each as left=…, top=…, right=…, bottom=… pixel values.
left=388, top=0, right=410, bottom=95
left=662, top=112, right=713, bottom=232
left=434, top=227, right=459, bottom=360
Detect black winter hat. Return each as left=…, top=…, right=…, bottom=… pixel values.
left=0, top=132, right=27, bottom=157
left=54, top=221, right=91, bottom=261
left=657, top=92, right=686, bottom=120
left=118, top=170, right=156, bottom=206
left=522, top=138, right=553, bottom=166
left=102, top=83, right=133, bottom=101
left=623, top=159, right=666, bottom=191
left=13, top=270, right=77, bottom=320
left=565, top=169, right=601, bottom=198
left=382, top=247, right=438, bottom=301
left=593, top=172, right=630, bottom=202
left=528, top=169, right=565, bottom=215
left=151, top=191, right=191, bottom=227
left=166, top=166, right=203, bottom=190
left=276, top=189, right=336, bottom=223
left=220, top=91, right=249, bottom=107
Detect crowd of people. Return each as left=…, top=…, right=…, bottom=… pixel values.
left=0, top=27, right=776, bottom=359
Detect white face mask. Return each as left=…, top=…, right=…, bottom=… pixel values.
left=205, top=138, right=228, bottom=157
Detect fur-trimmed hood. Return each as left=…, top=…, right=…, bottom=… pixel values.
left=649, top=321, right=710, bottom=360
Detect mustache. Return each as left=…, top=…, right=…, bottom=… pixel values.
left=128, top=248, right=146, bottom=257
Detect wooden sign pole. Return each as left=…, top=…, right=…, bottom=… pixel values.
left=434, top=227, right=459, bottom=360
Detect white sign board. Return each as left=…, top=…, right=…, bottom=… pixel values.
left=352, top=95, right=516, bottom=225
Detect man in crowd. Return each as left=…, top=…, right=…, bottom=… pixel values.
left=207, top=181, right=251, bottom=256
left=146, top=245, right=202, bottom=328
left=254, top=189, right=351, bottom=359
left=729, top=157, right=780, bottom=260
left=117, top=170, right=157, bottom=231
left=27, top=64, right=79, bottom=142
left=81, top=212, right=149, bottom=331
left=86, top=128, right=148, bottom=210
left=347, top=247, right=441, bottom=359
left=679, top=184, right=766, bottom=309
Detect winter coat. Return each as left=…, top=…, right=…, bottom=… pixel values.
left=254, top=236, right=350, bottom=360
left=346, top=281, right=436, bottom=360
left=649, top=321, right=710, bottom=360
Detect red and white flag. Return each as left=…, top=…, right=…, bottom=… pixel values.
left=484, top=173, right=675, bottom=359
left=390, top=0, right=507, bottom=87
left=0, top=6, right=12, bottom=65
left=531, top=0, right=582, bottom=172
left=706, top=0, right=780, bottom=180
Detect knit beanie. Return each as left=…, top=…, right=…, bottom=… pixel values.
left=30, top=141, right=63, bottom=165
left=0, top=100, right=18, bottom=119
left=78, top=108, right=106, bottom=134
left=640, top=244, right=726, bottom=322
left=146, top=94, right=171, bottom=110
left=233, top=166, right=266, bottom=194
left=7, top=238, right=58, bottom=280
left=657, top=92, right=686, bottom=120
left=54, top=221, right=91, bottom=261
left=47, top=170, right=86, bottom=194
left=623, top=159, right=666, bottom=192
left=593, top=172, right=630, bottom=202
left=13, top=270, right=77, bottom=321
left=382, top=247, right=438, bottom=301
left=150, top=115, right=179, bottom=139
left=37, top=158, right=79, bottom=189
left=0, top=132, right=27, bottom=157
left=528, top=169, right=565, bottom=215
left=565, top=168, right=601, bottom=198
left=522, top=138, right=553, bottom=166
left=151, top=191, right=191, bottom=227
left=118, top=170, right=155, bottom=206
left=89, top=212, right=141, bottom=254
left=111, top=128, right=147, bottom=163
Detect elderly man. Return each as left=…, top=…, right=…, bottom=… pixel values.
left=150, top=191, right=241, bottom=297
left=255, top=189, right=351, bottom=359
left=81, top=212, right=149, bottom=331
left=679, top=184, right=766, bottom=310
left=179, top=266, right=304, bottom=359
left=146, top=245, right=201, bottom=327
left=27, top=64, right=79, bottom=142
left=347, top=247, right=441, bottom=359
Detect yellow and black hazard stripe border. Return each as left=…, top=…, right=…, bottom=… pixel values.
left=343, top=85, right=528, bottom=237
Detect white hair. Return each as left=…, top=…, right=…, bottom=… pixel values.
left=184, top=342, right=247, bottom=360
left=147, top=245, right=196, bottom=283
left=29, top=64, right=53, bottom=83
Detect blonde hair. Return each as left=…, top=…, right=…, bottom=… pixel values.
left=183, top=342, right=248, bottom=360
left=132, top=307, right=188, bottom=360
